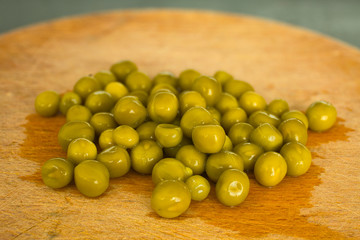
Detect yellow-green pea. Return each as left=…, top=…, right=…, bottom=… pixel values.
left=35, top=90, right=60, bottom=117
left=152, top=158, right=193, bottom=185
left=280, top=142, right=312, bottom=177
left=131, top=140, right=163, bottom=174
left=254, top=151, right=287, bottom=187
left=306, top=100, right=337, bottom=132
left=185, top=175, right=211, bottom=201
left=113, top=125, right=139, bottom=148
left=176, top=145, right=207, bottom=175
left=97, top=145, right=131, bottom=178
left=155, top=124, right=183, bottom=148
left=67, top=138, right=97, bottom=165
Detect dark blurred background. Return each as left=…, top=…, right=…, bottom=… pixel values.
left=0, top=0, right=359, bottom=48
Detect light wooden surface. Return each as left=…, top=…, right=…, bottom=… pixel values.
left=0, top=9, right=359, bottom=239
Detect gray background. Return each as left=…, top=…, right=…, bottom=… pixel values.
left=0, top=0, right=359, bottom=48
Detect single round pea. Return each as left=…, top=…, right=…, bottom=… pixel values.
left=228, top=122, right=254, bottom=145
left=147, top=91, right=179, bottom=123
left=248, top=110, right=281, bottom=128
left=136, top=121, right=158, bottom=141
left=213, top=70, right=234, bottom=86
left=97, top=145, right=131, bottom=178
left=110, top=60, right=138, bottom=82
left=67, top=138, right=97, bottom=165
left=113, top=125, right=139, bottom=148
left=233, top=142, right=264, bottom=171
left=85, top=90, right=114, bottom=114
left=178, top=69, right=201, bottom=91
left=266, top=99, right=289, bottom=117
left=153, top=71, right=177, bottom=87
left=66, top=105, right=92, bottom=122
left=280, top=142, right=312, bottom=177
left=176, top=145, right=207, bottom=175
left=73, top=76, right=102, bottom=100
left=254, top=152, right=287, bottom=187
left=215, top=92, right=239, bottom=114
left=131, top=140, right=163, bottom=174
left=105, top=81, right=129, bottom=101
left=94, top=70, right=117, bottom=88
left=113, top=96, right=147, bottom=128
left=163, top=136, right=192, bottom=158
left=179, top=90, right=207, bottom=115
left=74, top=160, right=109, bottom=197
left=58, top=121, right=95, bottom=151
left=221, top=107, right=248, bottom=132
left=238, top=91, right=267, bottom=115
left=223, top=80, right=254, bottom=98
left=192, top=124, right=226, bottom=154
left=155, top=124, right=183, bottom=148
left=206, top=151, right=244, bottom=182
left=222, top=135, right=233, bottom=151
left=41, top=158, right=74, bottom=188
left=98, top=128, right=115, bottom=150
left=35, top=90, right=60, bottom=117
left=192, top=75, right=222, bottom=107
left=151, top=180, right=191, bottom=218
left=281, top=110, right=309, bottom=129
left=278, top=118, right=308, bottom=145
left=89, top=112, right=118, bottom=136
left=250, top=123, right=283, bottom=152
left=128, top=90, right=149, bottom=106
left=152, top=158, right=193, bottom=185
left=216, top=169, right=250, bottom=207
left=125, top=71, right=152, bottom=93
left=306, top=101, right=337, bottom=132
left=59, top=91, right=82, bottom=115
left=150, top=83, right=179, bottom=96
left=180, top=106, right=218, bottom=138
left=185, top=175, right=210, bottom=201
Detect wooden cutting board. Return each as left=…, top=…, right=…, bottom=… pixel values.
left=0, top=9, right=359, bottom=239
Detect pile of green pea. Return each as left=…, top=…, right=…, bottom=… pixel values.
left=35, top=60, right=337, bottom=218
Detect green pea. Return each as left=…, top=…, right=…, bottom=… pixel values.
left=136, top=121, right=158, bottom=141
left=223, top=80, right=254, bottom=98
left=206, top=151, right=244, bottom=182
left=58, top=121, right=95, bottom=151
left=66, top=105, right=92, bottom=122
left=59, top=91, right=82, bottom=115
left=85, top=90, right=114, bottom=114
left=41, top=158, right=73, bottom=188
left=151, top=180, right=191, bottom=218
left=254, top=152, right=287, bottom=187
left=213, top=70, right=234, bottom=86
left=35, top=90, right=60, bottom=117
left=73, top=76, right=102, bottom=100
left=67, top=138, right=97, bottom=165
left=178, top=69, right=201, bottom=91
left=97, top=145, right=131, bottom=178
left=113, top=125, right=139, bottom=148
left=216, top=169, right=250, bottom=207
left=163, top=136, right=192, bottom=158
left=94, top=70, right=117, bottom=88
left=104, top=82, right=129, bottom=101
left=233, top=142, right=264, bottom=171
left=278, top=118, right=308, bottom=145
left=131, top=140, right=163, bottom=174
left=238, top=91, right=267, bottom=115
left=176, top=145, right=207, bottom=175
left=215, top=92, right=239, bottom=114
left=74, top=160, right=109, bottom=197
left=98, top=128, right=115, bottom=150
left=110, top=60, right=138, bottom=82
left=266, top=99, right=289, bottom=117
left=113, top=96, right=147, bottom=128
left=248, top=110, right=281, bottom=128
left=185, top=175, right=210, bottom=201
left=155, top=124, right=183, bottom=148
left=228, top=122, right=254, bottom=145
left=125, top=71, right=152, bottom=93
left=281, top=110, right=309, bottom=129
left=280, top=142, right=312, bottom=177
left=306, top=101, right=337, bottom=132
left=250, top=123, right=283, bottom=152
left=89, top=112, right=118, bottom=136
left=153, top=71, right=177, bottom=87
left=221, top=107, right=248, bottom=132
left=192, top=75, right=222, bottom=107
left=152, top=158, right=193, bottom=185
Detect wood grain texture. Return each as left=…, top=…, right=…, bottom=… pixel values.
left=0, top=9, right=359, bottom=239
